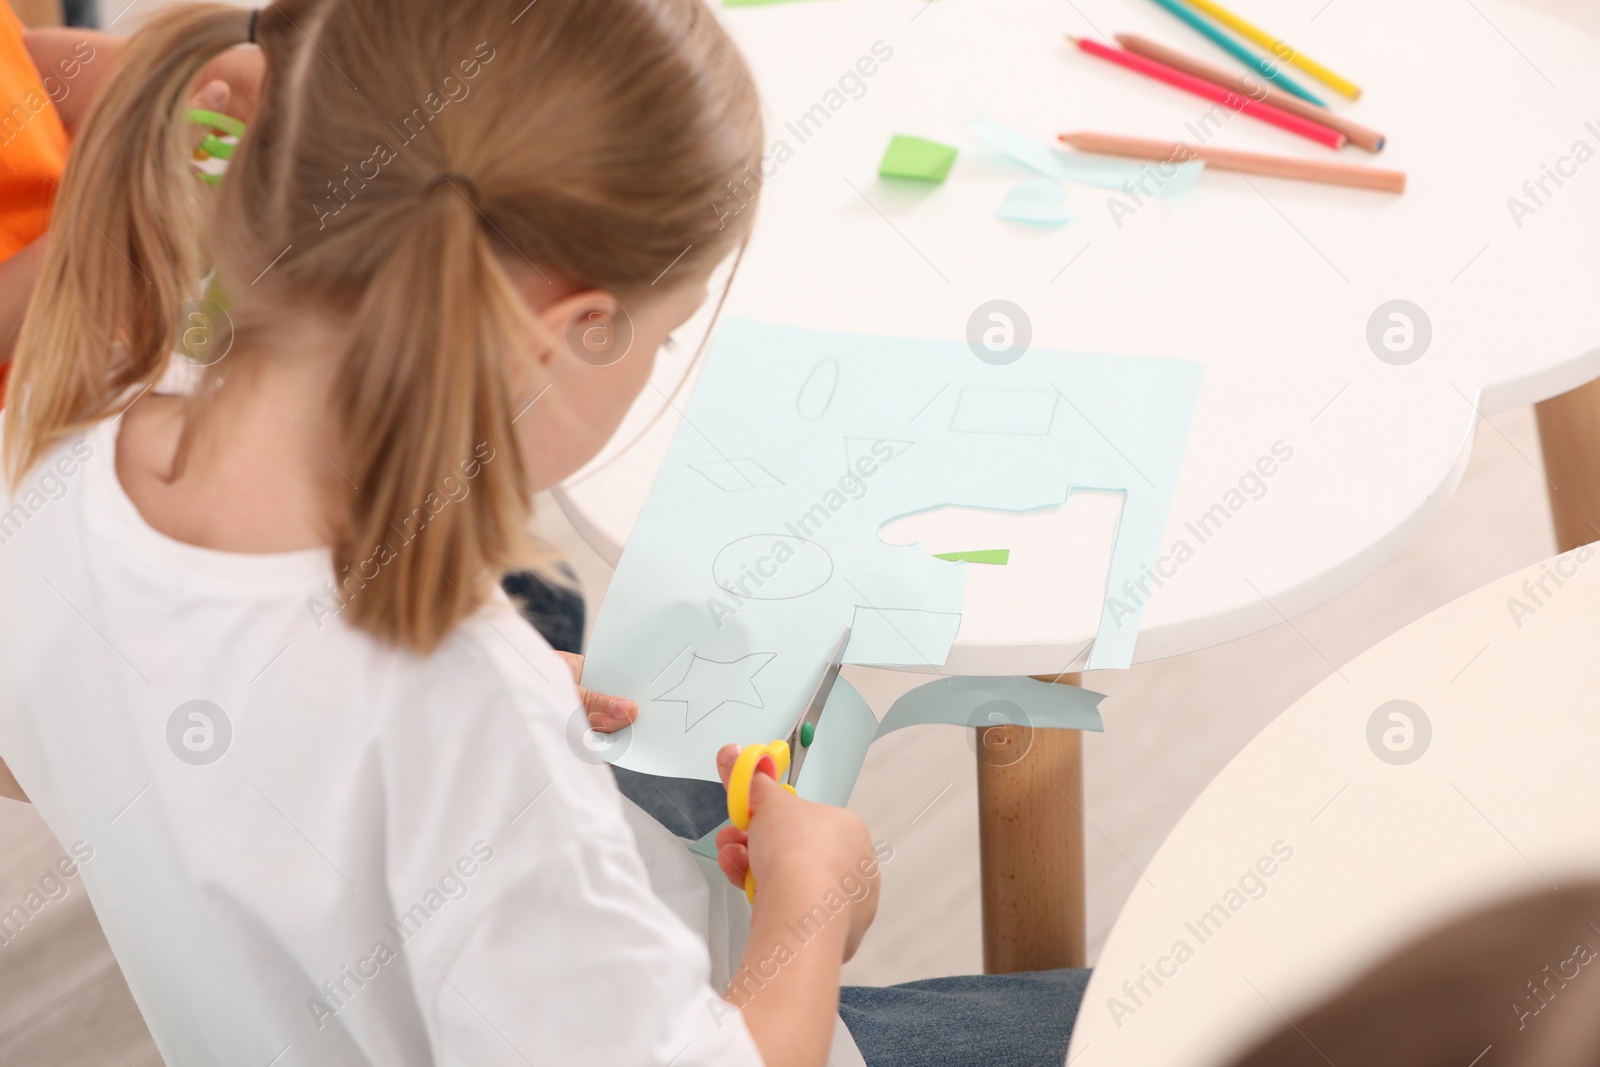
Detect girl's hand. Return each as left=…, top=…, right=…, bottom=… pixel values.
left=712, top=743, right=880, bottom=961
left=556, top=652, right=637, bottom=733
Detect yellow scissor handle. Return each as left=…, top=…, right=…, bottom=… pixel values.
left=726, top=740, right=797, bottom=902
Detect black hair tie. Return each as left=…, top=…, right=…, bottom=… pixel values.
left=247, top=8, right=260, bottom=43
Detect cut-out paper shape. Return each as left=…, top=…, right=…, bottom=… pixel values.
left=656, top=651, right=778, bottom=730
left=583, top=319, right=1201, bottom=781
left=796, top=359, right=839, bottom=420
left=970, top=118, right=1204, bottom=195
left=933, top=549, right=1010, bottom=565
left=712, top=535, right=833, bottom=600
left=971, top=118, right=1071, bottom=180
left=847, top=607, right=963, bottom=666
left=950, top=386, right=1058, bottom=435
left=878, top=135, right=959, bottom=182
left=684, top=675, right=1107, bottom=830
left=689, top=458, right=784, bottom=492
left=997, top=177, right=1075, bottom=226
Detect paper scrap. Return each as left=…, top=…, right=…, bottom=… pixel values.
left=997, top=177, right=1074, bottom=225
left=970, top=118, right=1204, bottom=195
left=932, top=549, right=1011, bottom=565
left=690, top=673, right=1105, bottom=828
left=802, top=675, right=1105, bottom=805
left=582, top=319, right=1200, bottom=781
left=879, top=134, right=959, bottom=182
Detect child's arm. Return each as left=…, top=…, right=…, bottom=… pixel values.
left=565, top=655, right=876, bottom=1064
left=0, top=237, right=44, bottom=359
left=713, top=748, right=881, bottom=1067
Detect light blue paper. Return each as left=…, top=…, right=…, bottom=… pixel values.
left=687, top=673, right=1106, bottom=847
left=582, top=319, right=1200, bottom=781
left=970, top=118, right=1204, bottom=195
left=997, top=177, right=1075, bottom=225
left=970, top=118, right=1071, bottom=179
left=798, top=675, right=1106, bottom=807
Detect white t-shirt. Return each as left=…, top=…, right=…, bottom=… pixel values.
left=0, top=416, right=764, bottom=1067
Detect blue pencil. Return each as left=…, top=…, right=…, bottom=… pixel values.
left=1147, top=0, right=1326, bottom=106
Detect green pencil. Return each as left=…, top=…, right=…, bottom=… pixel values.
left=1147, top=0, right=1325, bottom=106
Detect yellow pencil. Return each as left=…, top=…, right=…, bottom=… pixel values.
left=1179, top=0, right=1362, bottom=100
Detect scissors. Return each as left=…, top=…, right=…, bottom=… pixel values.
left=724, top=627, right=851, bottom=903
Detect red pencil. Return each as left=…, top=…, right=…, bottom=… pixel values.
left=1068, top=36, right=1346, bottom=151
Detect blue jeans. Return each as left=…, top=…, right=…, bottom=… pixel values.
left=840, top=970, right=1090, bottom=1067
left=502, top=568, right=585, bottom=655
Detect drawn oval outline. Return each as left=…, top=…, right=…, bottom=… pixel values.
left=712, top=534, right=833, bottom=600
left=795, top=359, right=839, bottom=421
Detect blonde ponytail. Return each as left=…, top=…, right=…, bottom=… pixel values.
left=335, top=180, right=535, bottom=650
left=5, top=3, right=254, bottom=483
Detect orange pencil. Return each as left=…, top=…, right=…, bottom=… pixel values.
left=1058, top=131, right=1406, bottom=193
left=1116, top=33, right=1386, bottom=153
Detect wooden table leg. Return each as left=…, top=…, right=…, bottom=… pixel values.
left=976, top=672, right=1086, bottom=973
left=1535, top=378, right=1600, bottom=553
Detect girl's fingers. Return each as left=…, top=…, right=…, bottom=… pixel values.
left=746, top=767, right=792, bottom=813
left=583, top=686, right=636, bottom=732
left=715, top=743, right=741, bottom=789
left=714, top=827, right=749, bottom=889
left=560, top=653, right=637, bottom=732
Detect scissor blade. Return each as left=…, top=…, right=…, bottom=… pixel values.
left=787, top=627, right=851, bottom=786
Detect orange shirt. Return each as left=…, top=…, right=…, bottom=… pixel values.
left=0, top=0, right=67, bottom=263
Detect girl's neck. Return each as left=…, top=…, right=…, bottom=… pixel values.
left=115, top=333, right=349, bottom=554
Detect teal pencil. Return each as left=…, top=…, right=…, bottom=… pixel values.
left=1146, top=0, right=1325, bottom=106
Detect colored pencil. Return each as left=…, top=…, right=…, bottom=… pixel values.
left=1116, top=33, right=1384, bottom=152
left=1180, top=0, right=1361, bottom=99
left=1146, top=0, right=1324, bottom=105
left=1058, top=131, right=1406, bottom=193
left=1068, top=37, right=1345, bottom=150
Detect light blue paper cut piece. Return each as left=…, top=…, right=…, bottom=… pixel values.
left=787, top=678, right=880, bottom=808
left=970, top=118, right=1204, bottom=195
left=997, top=177, right=1074, bottom=225
left=582, top=318, right=1201, bottom=781
left=684, top=673, right=1107, bottom=857
left=799, top=675, right=1106, bottom=807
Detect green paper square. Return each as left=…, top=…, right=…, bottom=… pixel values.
left=878, top=135, right=958, bottom=182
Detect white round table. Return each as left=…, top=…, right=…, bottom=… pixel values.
left=1067, top=543, right=1600, bottom=1067
left=559, top=0, right=1600, bottom=974
left=561, top=0, right=1600, bottom=673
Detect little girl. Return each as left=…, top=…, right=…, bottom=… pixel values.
left=0, top=0, right=880, bottom=1063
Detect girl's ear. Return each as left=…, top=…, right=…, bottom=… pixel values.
left=532, top=289, right=630, bottom=369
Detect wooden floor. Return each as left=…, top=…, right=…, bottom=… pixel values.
left=4, top=0, right=1596, bottom=1059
